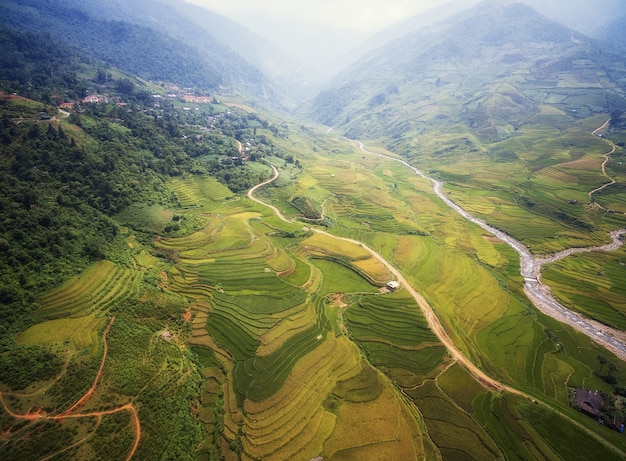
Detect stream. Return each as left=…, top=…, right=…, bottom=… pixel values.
left=355, top=142, right=626, bottom=360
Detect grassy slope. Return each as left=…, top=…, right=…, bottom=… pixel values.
left=256, top=121, right=626, bottom=459
left=3, top=94, right=626, bottom=460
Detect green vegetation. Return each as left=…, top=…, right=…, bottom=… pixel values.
left=543, top=247, right=626, bottom=329
left=0, top=2, right=220, bottom=90
left=0, top=37, right=298, bottom=459
left=2, top=3, right=626, bottom=459
left=259, top=133, right=626, bottom=459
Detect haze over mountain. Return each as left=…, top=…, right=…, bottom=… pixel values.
left=3, top=0, right=625, bottom=106
left=307, top=0, right=626, bottom=150
left=188, top=0, right=626, bottom=80
left=522, top=0, right=626, bottom=36
left=0, top=0, right=313, bottom=109
left=67, top=0, right=317, bottom=101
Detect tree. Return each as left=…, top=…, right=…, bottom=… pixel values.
left=597, top=355, right=608, bottom=374
left=610, top=109, right=623, bottom=127
left=96, top=68, right=108, bottom=84
left=116, top=78, right=135, bottom=95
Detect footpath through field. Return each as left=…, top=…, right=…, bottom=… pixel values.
left=589, top=118, right=618, bottom=205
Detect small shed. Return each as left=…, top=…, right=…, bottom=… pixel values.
left=386, top=281, right=400, bottom=291
left=573, top=388, right=603, bottom=419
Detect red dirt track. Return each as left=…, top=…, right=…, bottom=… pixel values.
left=0, top=316, right=141, bottom=460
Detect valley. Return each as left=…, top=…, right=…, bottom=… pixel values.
left=2, top=95, right=626, bottom=459
left=2, top=0, right=626, bottom=460
left=350, top=133, right=626, bottom=359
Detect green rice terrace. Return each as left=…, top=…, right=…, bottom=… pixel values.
left=2, top=101, right=626, bottom=460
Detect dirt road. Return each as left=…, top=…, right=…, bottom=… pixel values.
left=589, top=119, right=617, bottom=202
left=0, top=317, right=141, bottom=460
left=248, top=162, right=626, bottom=457
left=58, top=317, right=115, bottom=416
left=353, top=141, right=626, bottom=360
left=247, top=163, right=508, bottom=392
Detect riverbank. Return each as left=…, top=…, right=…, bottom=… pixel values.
left=354, top=141, right=626, bottom=360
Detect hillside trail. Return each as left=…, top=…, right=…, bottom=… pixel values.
left=588, top=118, right=618, bottom=205
left=248, top=162, right=626, bottom=457
left=0, top=316, right=141, bottom=460
left=58, top=316, right=115, bottom=416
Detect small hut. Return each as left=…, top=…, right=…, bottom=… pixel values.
left=386, top=281, right=400, bottom=291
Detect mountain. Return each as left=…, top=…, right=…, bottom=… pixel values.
left=160, top=0, right=320, bottom=101
left=522, top=0, right=626, bottom=37
left=0, top=0, right=224, bottom=90
left=308, top=1, right=626, bottom=146
left=347, top=0, right=480, bottom=67
left=58, top=0, right=316, bottom=104
left=0, top=0, right=302, bottom=109
left=597, top=14, right=626, bottom=54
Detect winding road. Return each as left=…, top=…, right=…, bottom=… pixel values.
left=249, top=158, right=626, bottom=457
left=352, top=139, right=626, bottom=361
left=0, top=317, right=141, bottom=461
left=248, top=164, right=509, bottom=392
left=589, top=118, right=618, bottom=204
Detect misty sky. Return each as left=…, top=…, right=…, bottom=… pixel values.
left=180, top=0, right=625, bottom=78
left=185, top=0, right=456, bottom=31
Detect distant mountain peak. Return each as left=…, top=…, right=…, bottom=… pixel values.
left=308, top=0, right=626, bottom=146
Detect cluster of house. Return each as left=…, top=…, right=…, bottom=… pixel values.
left=82, top=94, right=108, bottom=104
left=57, top=95, right=109, bottom=110
left=58, top=83, right=217, bottom=111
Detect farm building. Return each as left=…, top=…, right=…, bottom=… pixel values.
left=386, top=281, right=400, bottom=291
left=573, top=388, right=603, bottom=419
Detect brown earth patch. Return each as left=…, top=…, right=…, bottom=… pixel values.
left=327, top=292, right=348, bottom=308
left=0, top=92, right=29, bottom=102
left=483, top=234, right=503, bottom=244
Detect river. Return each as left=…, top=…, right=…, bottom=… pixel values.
left=354, top=141, right=626, bottom=360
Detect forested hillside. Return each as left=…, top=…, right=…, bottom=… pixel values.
left=0, top=0, right=224, bottom=90
left=57, top=0, right=316, bottom=102
left=0, top=35, right=284, bottom=315
left=0, top=17, right=286, bottom=401
left=0, top=0, right=304, bottom=108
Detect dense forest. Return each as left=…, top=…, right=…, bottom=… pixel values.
left=0, top=0, right=222, bottom=89
left=0, top=25, right=286, bottom=388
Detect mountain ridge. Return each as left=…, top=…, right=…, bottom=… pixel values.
left=308, top=1, right=626, bottom=145
left=0, top=0, right=305, bottom=110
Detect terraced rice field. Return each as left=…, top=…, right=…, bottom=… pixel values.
left=168, top=175, right=233, bottom=208
left=258, top=139, right=626, bottom=459
left=542, top=247, right=626, bottom=330
left=17, top=316, right=105, bottom=352
left=158, top=175, right=477, bottom=459
left=37, top=260, right=141, bottom=320
left=344, top=291, right=504, bottom=458
left=22, top=121, right=625, bottom=460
